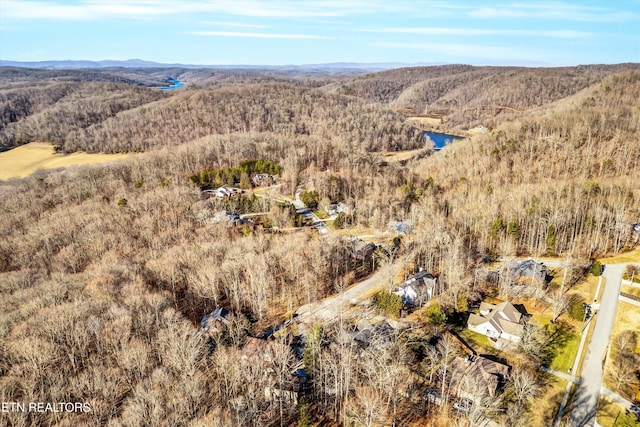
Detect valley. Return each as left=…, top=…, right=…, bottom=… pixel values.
left=0, top=63, right=639, bottom=427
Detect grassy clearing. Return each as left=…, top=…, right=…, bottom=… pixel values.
left=549, top=331, right=581, bottom=373
left=529, top=376, right=567, bottom=427
left=458, top=328, right=499, bottom=355
left=374, top=147, right=427, bottom=162
left=600, top=247, right=640, bottom=264
left=570, top=274, right=600, bottom=304
left=608, top=301, right=640, bottom=353
left=603, top=300, right=640, bottom=393
left=405, top=116, right=442, bottom=127
left=621, top=284, right=640, bottom=299
left=0, top=142, right=132, bottom=180
left=313, top=210, right=329, bottom=219
left=516, top=299, right=582, bottom=373
left=597, top=397, right=634, bottom=427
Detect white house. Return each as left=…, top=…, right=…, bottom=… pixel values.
left=467, top=301, right=524, bottom=343
left=393, top=269, right=437, bottom=306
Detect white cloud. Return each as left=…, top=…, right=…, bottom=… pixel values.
left=359, top=27, right=591, bottom=38
left=187, top=31, right=331, bottom=39
left=2, top=0, right=172, bottom=20
left=469, top=3, right=639, bottom=22
left=0, top=0, right=418, bottom=20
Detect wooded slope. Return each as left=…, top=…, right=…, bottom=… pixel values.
left=63, top=83, right=423, bottom=153
left=327, top=63, right=640, bottom=130
left=0, top=82, right=168, bottom=148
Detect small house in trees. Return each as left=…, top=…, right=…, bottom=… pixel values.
left=467, top=301, right=524, bottom=342
left=202, top=186, right=242, bottom=199
left=454, top=355, right=510, bottom=398
left=394, top=269, right=437, bottom=306
left=633, top=223, right=640, bottom=238
left=387, top=220, right=412, bottom=235
left=213, top=210, right=246, bottom=226
left=349, top=238, right=377, bottom=263
left=325, top=202, right=352, bottom=216
left=241, top=337, right=305, bottom=406
left=508, top=259, right=548, bottom=285
left=193, top=307, right=229, bottom=338
left=251, top=173, right=275, bottom=187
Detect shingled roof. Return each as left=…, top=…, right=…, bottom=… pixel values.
left=468, top=301, right=524, bottom=338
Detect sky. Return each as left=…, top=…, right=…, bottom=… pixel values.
left=1, top=0, right=639, bottom=66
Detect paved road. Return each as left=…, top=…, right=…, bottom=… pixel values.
left=293, top=188, right=329, bottom=235
left=296, top=268, right=387, bottom=325
left=568, top=263, right=626, bottom=427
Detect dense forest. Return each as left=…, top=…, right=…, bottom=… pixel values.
left=1, top=64, right=639, bottom=426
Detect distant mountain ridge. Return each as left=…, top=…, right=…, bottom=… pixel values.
left=0, top=59, right=436, bottom=71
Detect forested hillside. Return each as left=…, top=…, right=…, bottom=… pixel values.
left=62, top=84, right=423, bottom=153
left=328, top=63, right=640, bottom=130
left=0, top=82, right=167, bottom=148
left=399, top=71, right=640, bottom=288
left=1, top=65, right=639, bottom=427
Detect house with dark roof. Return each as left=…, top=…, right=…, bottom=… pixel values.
left=251, top=173, right=275, bottom=187
left=393, top=269, right=437, bottom=306
left=349, top=238, right=376, bottom=262
left=454, top=355, right=510, bottom=398
left=241, top=337, right=305, bottom=405
left=193, top=307, right=229, bottom=338
left=467, top=301, right=524, bottom=343
left=508, top=259, right=548, bottom=285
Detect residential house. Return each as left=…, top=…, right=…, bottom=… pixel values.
left=387, top=220, right=412, bottom=235
left=241, top=337, right=305, bottom=405
left=349, top=238, right=377, bottom=263
left=213, top=210, right=245, bottom=226
left=394, top=269, right=437, bottom=306
left=467, top=301, right=524, bottom=343
left=193, top=307, right=229, bottom=338
left=201, top=186, right=242, bottom=199
left=251, top=173, right=275, bottom=187
left=454, top=355, right=510, bottom=399
left=508, top=259, right=548, bottom=285
left=633, top=223, right=640, bottom=239
left=325, top=202, right=352, bottom=216
left=352, top=319, right=396, bottom=350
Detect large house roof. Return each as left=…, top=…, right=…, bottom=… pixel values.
left=455, top=355, right=510, bottom=397
left=508, top=259, right=547, bottom=281
left=469, top=301, right=524, bottom=337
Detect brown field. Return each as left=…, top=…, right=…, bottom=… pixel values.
left=602, top=300, right=640, bottom=395
left=405, top=116, right=443, bottom=127
left=0, top=142, right=132, bottom=180
left=374, top=147, right=429, bottom=162
left=600, top=247, right=640, bottom=263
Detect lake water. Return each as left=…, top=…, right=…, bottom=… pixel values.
left=424, top=131, right=463, bottom=151
left=160, top=78, right=184, bottom=91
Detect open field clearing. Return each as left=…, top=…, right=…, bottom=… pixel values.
left=607, top=301, right=640, bottom=353
left=600, top=247, right=640, bottom=263
left=0, top=142, right=132, bottom=180
left=405, top=116, right=442, bottom=127
left=375, top=147, right=428, bottom=162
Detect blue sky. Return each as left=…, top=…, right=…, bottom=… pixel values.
left=1, top=1, right=639, bottom=65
